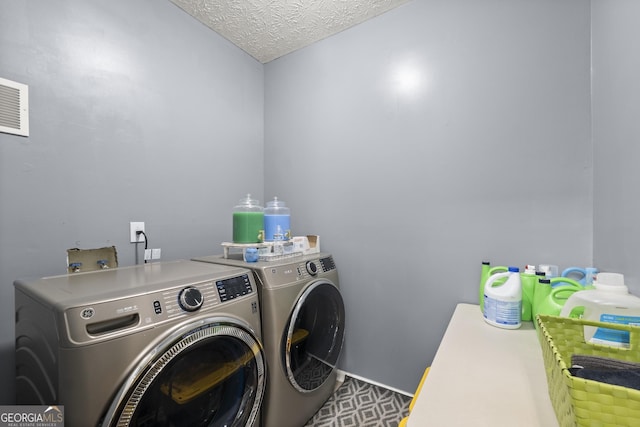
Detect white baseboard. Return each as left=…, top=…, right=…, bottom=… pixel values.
left=336, top=369, right=413, bottom=397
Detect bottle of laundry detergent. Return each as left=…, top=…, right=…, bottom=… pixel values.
left=560, top=272, right=640, bottom=348
left=561, top=266, right=599, bottom=286
left=479, top=263, right=508, bottom=313
left=520, top=265, right=537, bottom=322
left=483, top=266, right=522, bottom=329
left=532, top=276, right=551, bottom=329
left=479, top=261, right=491, bottom=313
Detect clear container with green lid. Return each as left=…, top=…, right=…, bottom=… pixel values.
left=232, top=194, right=264, bottom=243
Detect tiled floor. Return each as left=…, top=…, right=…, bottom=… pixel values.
left=304, top=376, right=411, bottom=427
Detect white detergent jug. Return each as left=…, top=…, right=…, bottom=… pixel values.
left=560, top=272, right=640, bottom=348
left=483, top=266, right=522, bottom=329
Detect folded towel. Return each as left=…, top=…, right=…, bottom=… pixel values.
left=570, top=354, right=640, bottom=391
left=571, top=354, right=640, bottom=371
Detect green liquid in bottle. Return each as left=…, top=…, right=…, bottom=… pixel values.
left=233, top=212, right=264, bottom=243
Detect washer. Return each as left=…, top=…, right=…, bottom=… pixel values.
left=192, top=253, right=345, bottom=427
left=14, top=260, right=266, bottom=427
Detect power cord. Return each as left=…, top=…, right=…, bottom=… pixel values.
left=136, top=230, right=149, bottom=263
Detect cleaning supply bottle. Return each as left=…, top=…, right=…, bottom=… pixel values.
left=483, top=266, right=522, bottom=329
left=520, top=265, right=537, bottom=321
left=479, top=263, right=508, bottom=313
left=532, top=272, right=548, bottom=313
left=478, top=261, right=508, bottom=313
left=561, top=267, right=599, bottom=286
left=532, top=276, right=551, bottom=329
left=538, top=264, right=559, bottom=278
left=479, top=261, right=491, bottom=313
left=550, top=276, right=585, bottom=290
left=560, top=273, right=640, bottom=348
left=537, top=284, right=582, bottom=317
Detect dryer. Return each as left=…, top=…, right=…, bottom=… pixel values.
left=14, top=260, right=266, bottom=427
left=192, top=253, right=345, bottom=427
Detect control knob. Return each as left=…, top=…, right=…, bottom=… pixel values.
left=306, top=261, right=318, bottom=276
left=178, top=286, right=203, bottom=312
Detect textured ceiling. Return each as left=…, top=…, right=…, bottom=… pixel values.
left=169, top=0, right=411, bottom=63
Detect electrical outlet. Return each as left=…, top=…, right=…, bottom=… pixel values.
left=144, top=249, right=161, bottom=261
left=130, top=222, right=145, bottom=243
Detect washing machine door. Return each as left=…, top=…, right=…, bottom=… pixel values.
left=102, top=317, right=265, bottom=427
left=283, top=280, right=346, bottom=393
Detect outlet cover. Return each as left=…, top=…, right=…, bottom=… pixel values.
left=130, top=222, right=145, bottom=243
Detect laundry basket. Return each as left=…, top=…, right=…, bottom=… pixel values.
left=536, top=314, right=640, bottom=427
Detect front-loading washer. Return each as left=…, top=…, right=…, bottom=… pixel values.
left=192, top=253, right=345, bottom=427
left=14, top=260, right=266, bottom=427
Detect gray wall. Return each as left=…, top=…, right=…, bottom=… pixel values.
left=0, top=0, right=264, bottom=403
left=592, top=0, right=640, bottom=294
left=1, top=0, right=638, bottom=408
left=265, top=0, right=592, bottom=392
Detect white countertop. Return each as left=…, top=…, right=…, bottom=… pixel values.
left=407, top=303, right=558, bottom=427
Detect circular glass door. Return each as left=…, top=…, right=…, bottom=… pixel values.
left=103, top=319, right=265, bottom=427
left=282, top=280, right=345, bottom=393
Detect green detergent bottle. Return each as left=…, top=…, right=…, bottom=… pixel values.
left=532, top=276, right=551, bottom=330
left=533, top=277, right=583, bottom=330
left=532, top=272, right=548, bottom=326
left=479, top=263, right=508, bottom=313
left=479, top=261, right=491, bottom=313
left=520, top=265, right=537, bottom=322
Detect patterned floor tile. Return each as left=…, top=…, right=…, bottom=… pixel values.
left=304, top=376, right=411, bottom=427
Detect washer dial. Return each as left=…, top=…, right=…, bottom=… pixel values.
left=306, top=261, right=318, bottom=276
left=178, top=286, right=203, bottom=312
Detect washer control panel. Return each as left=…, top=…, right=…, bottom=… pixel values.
left=216, top=273, right=253, bottom=302
left=66, top=273, right=257, bottom=344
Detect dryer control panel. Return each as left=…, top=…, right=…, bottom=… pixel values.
left=258, top=255, right=338, bottom=287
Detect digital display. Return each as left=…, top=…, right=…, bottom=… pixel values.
left=216, top=274, right=253, bottom=302
left=320, top=256, right=335, bottom=272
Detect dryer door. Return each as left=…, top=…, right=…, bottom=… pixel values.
left=102, top=318, right=265, bottom=427
left=283, top=280, right=346, bottom=393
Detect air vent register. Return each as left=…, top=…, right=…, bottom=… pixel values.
left=0, top=77, right=29, bottom=137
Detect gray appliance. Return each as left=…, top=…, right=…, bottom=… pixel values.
left=15, top=260, right=266, bottom=427
left=192, top=253, right=345, bottom=427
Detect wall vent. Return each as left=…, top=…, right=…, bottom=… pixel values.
left=0, top=77, right=29, bottom=137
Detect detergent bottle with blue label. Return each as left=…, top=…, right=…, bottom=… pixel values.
left=479, top=262, right=508, bottom=313
left=560, top=272, right=640, bottom=348
left=483, top=266, right=522, bottom=329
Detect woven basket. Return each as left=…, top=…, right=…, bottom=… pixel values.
left=537, top=315, right=640, bottom=427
